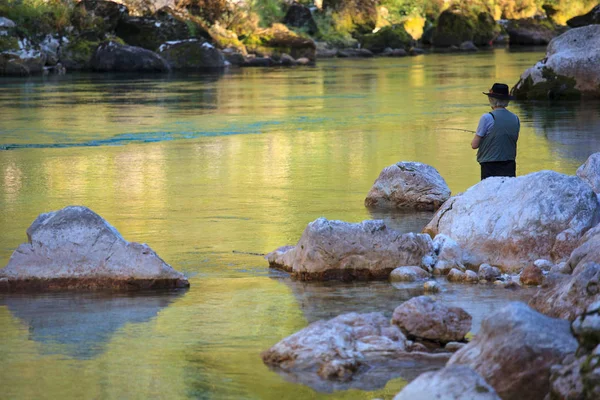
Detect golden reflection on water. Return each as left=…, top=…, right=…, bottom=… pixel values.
left=1, top=50, right=599, bottom=399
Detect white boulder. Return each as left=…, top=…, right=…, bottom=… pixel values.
left=365, top=162, right=450, bottom=211
left=266, top=218, right=435, bottom=281
left=424, top=171, right=600, bottom=272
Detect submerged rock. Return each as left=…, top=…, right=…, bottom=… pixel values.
left=266, top=218, right=435, bottom=281
left=394, top=365, right=501, bottom=400
left=577, top=152, right=600, bottom=194
left=261, top=311, right=448, bottom=391
left=512, top=25, right=600, bottom=99
left=0, top=206, right=189, bottom=291
left=448, top=302, right=578, bottom=400
left=90, top=40, right=170, bottom=72
left=391, top=296, right=472, bottom=344
left=424, top=171, right=600, bottom=273
left=365, top=162, right=450, bottom=211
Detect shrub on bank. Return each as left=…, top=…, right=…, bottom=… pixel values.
left=0, top=0, right=75, bottom=38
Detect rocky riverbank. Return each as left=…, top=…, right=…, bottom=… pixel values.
left=263, top=152, right=600, bottom=397
left=1, top=0, right=599, bottom=76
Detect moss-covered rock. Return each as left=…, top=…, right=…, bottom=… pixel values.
left=505, top=18, right=562, bottom=46
left=208, top=23, right=248, bottom=56
left=158, top=39, right=225, bottom=69
left=360, top=24, right=414, bottom=53
left=0, top=50, right=46, bottom=76
left=567, top=4, right=600, bottom=28
left=59, top=37, right=100, bottom=70
left=243, top=23, right=316, bottom=61
left=322, top=0, right=378, bottom=35
left=513, top=66, right=581, bottom=100
left=512, top=25, right=600, bottom=100
left=432, top=6, right=500, bottom=47
left=0, top=36, right=19, bottom=52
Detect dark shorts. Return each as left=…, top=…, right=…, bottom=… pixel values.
left=480, top=160, right=516, bottom=180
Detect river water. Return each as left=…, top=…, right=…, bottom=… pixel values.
left=1, top=49, right=599, bottom=399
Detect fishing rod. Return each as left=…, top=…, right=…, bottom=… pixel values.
left=434, top=128, right=476, bottom=134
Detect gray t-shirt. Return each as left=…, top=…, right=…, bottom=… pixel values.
left=476, top=113, right=495, bottom=137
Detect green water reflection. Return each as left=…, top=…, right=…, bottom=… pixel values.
left=1, top=49, right=599, bottom=399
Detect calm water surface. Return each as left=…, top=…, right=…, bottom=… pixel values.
left=1, top=49, right=599, bottom=399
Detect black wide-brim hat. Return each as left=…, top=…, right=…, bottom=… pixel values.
left=483, top=83, right=515, bottom=100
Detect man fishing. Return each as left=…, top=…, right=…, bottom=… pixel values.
left=471, top=83, right=520, bottom=180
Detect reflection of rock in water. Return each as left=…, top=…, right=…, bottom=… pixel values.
left=269, top=355, right=447, bottom=393
left=520, top=102, right=600, bottom=162
left=276, top=278, right=538, bottom=333
left=367, top=209, right=435, bottom=234
left=0, top=290, right=185, bottom=359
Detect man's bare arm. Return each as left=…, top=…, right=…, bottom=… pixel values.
left=471, top=134, right=481, bottom=149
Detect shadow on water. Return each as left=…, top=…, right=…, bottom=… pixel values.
left=274, top=276, right=538, bottom=333
left=367, top=208, right=435, bottom=234
left=0, top=289, right=186, bottom=359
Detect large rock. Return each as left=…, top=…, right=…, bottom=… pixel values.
left=448, top=302, right=578, bottom=400
left=0, top=206, right=189, bottom=291
left=567, top=5, right=600, bottom=28
left=529, top=225, right=600, bottom=321
left=512, top=25, right=600, bottom=100
left=423, top=171, right=600, bottom=272
left=394, top=365, right=501, bottom=400
left=266, top=218, right=435, bottom=281
left=59, top=37, right=99, bottom=71
left=283, top=2, right=318, bottom=35
left=549, top=301, right=600, bottom=399
left=244, top=23, right=316, bottom=61
left=0, top=40, right=46, bottom=76
left=391, top=296, right=472, bottom=343
left=432, top=6, right=500, bottom=47
left=90, top=40, right=170, bottom=72
left=261, top=312, right=449, bottom=391
left=361, top=25, right=414, bottom=53
left=506, top=18, right=560, bottom=46
left=577, top=152, right=600, bottom=194
left=365, top=162, right=450, bottom=211
left=158, top=39, right=225, bottom=69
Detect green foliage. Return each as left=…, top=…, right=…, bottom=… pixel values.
left=0, top=0, right=75, bottom=38
left=250, top=0, right=285, bottom=28
left=313, top=10, right=357, bottom=48
left=0, top=36, right=19, bottom=52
